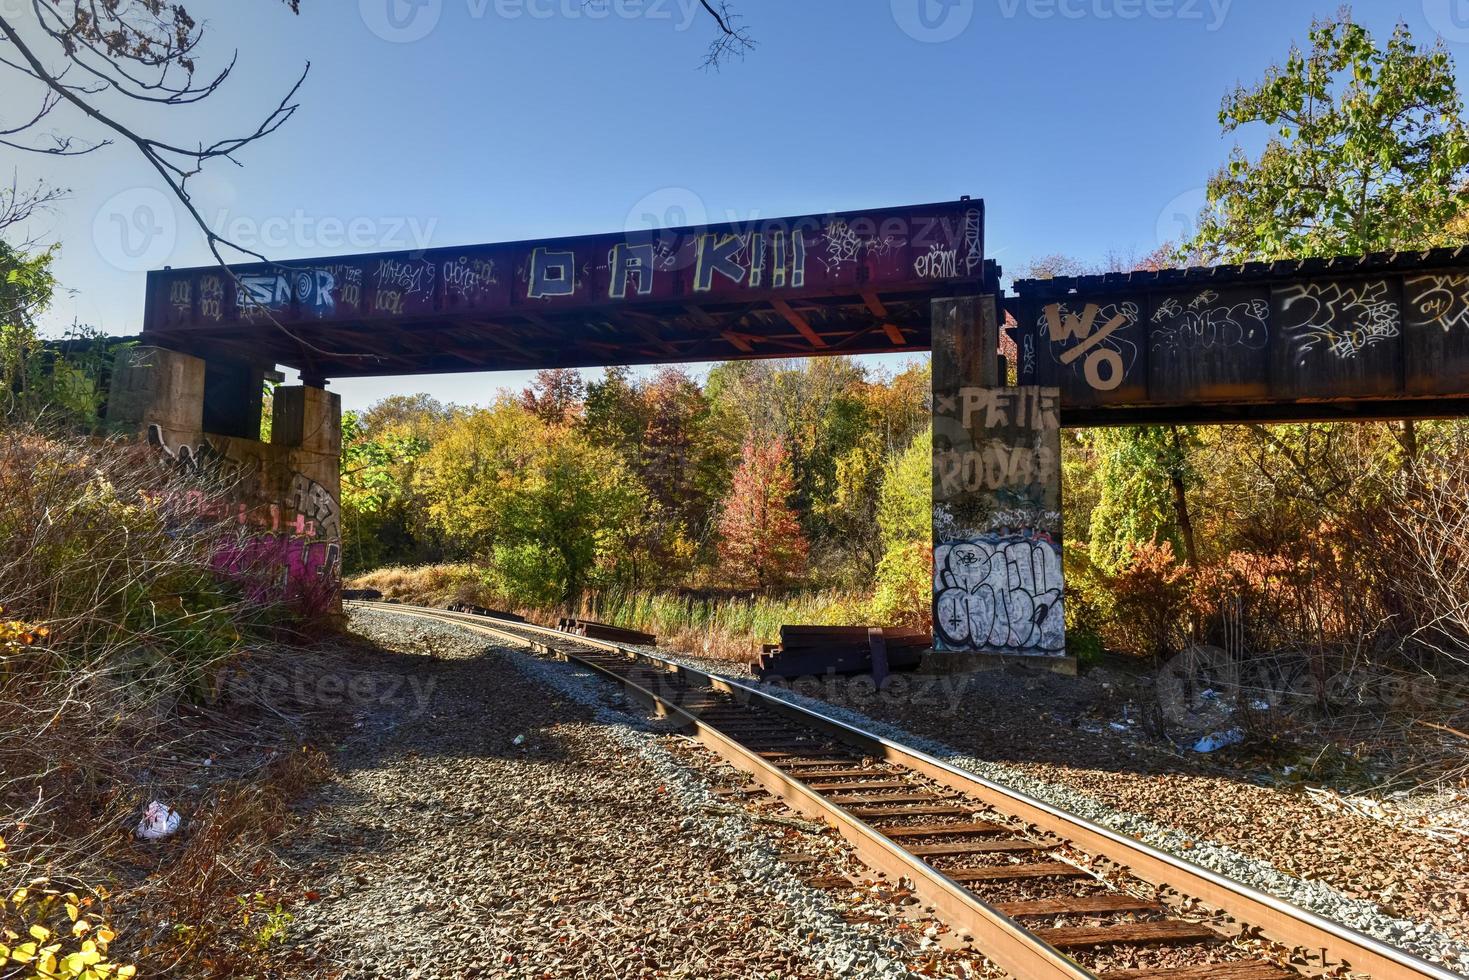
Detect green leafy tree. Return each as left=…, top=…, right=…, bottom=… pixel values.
left=359, top=393, right=459, bottom=436
left=415, top=403, right=644, bottom=605
left=1086, top=426, right=1199, bottom=574
left=338, top=396, right=461, bottom=572
left=583, top=366, right=647, bottom=460
left=875, top=429, right=931, bottom=552
left=341, top=411, right=429, bottom=515
left=1187, top=13, right=1469, bottom=263
left=0, top=240, right=56, bottom=413
left=868, top=427, right=933, bottom=628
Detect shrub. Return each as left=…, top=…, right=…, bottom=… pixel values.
left=0, top=430, right=269, bottom=694
left=489, top=543, right=569, bottom=609
left=1106, top=541, right=1192, bottom=660
left=1, top=835, right=134, bottom=980
left=866, top=542, right=932, bottom=632
left=0, top=425, right=305, bottom=975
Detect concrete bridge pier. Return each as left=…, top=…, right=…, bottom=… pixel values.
left=107, top=346, right=344, bottom=601
left=930, top=295, right=1071, bottom=672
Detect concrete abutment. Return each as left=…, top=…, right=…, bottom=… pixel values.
left=108, top=346, right=343, bottom=602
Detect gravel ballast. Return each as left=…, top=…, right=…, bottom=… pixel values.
left=280, top=609, right=976, bottom=979
left=605, top=640, right=1469, bottom=974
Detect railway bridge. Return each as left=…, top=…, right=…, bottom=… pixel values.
left=108, top=197, right=1469, bottom=662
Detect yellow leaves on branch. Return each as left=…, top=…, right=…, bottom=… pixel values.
left=0, top=607, right=51, bottom=651
left=0, top=838, right=134, bottom=979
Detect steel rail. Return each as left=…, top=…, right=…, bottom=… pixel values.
left=351, top=600, right=1464, bottom=980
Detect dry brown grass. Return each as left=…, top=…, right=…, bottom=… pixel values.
left=0, top=424, right=346, bottom=976
left=348, top=564, right=874, bottom=664
left=349, top=563, right=489, bottom=608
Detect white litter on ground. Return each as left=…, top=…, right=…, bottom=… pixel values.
left=136, top=801, right=181, bottom=840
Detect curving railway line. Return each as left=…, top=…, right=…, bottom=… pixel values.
left=349, top=600, right=1463, bottom=980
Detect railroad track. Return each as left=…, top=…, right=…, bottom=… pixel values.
left=350, top=600, right=1462, bottom=980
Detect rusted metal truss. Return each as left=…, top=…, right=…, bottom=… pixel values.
left=141, top=199, right=990, bottom=379
left=1011, top=249, right=1469, bottom=425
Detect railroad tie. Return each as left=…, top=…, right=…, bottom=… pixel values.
left=826, top=791, right=943, bottom=805
left=806, top=780, right=912, bottom=792
left=875, top=821, right=1007, bottom=838
left=847, top=805, right=971, bottom=819
left=1034, top=920, right=1221, bottom=950
left=996, top=894, right=1163, bottom=918
left=742, top=740, right=826, bottom=752
left=1098, top=961, right=1297, bottom=980
left=944, top=861, right=1090, bottom=883
left=907, top=839, right=1048, bottom=858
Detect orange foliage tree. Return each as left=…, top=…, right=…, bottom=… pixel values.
left=717, top=438, right=809, bottom=591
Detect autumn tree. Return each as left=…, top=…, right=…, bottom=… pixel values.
left=717, top=438, right=808, bottom=592
left=583, top=366, right=648, bottom=460
left=521, top=369, right=586, bottom=425
left=415, top=402, right=644, bottom=606
left=339, top=405, right=447, bottom=573
left=1085, top=426, right=1201, bottom=573
left=868, top=427, right=933, bottom=628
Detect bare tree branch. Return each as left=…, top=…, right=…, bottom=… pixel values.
left=698, top=0, right=753, bottom=70
left=0, top=3, right=383, bottom=363
left=0, top=172, right=67, bottom=248
left=581, top=0, right=753, bottom=68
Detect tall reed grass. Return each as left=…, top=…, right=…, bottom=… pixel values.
left=349, top=563, right=874, bottom=662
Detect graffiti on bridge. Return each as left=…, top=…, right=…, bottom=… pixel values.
left=1039, top=301, right=1141, bottom=392
left=933, top=532, right=1065, bottom=654
left=146, top=426, right=341, bottom=595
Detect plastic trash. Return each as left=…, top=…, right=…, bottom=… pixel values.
left=1192, top=729, right=1245, bottom=753
left=136, top=801, right=182, bottom=840
left=511, top=734, right=526, bottom=746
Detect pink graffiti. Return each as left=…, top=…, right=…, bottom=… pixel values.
left=213, top=534, right=341, bottom=608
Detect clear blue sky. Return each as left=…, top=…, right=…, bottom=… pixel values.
left=17, top=0, right=1469, bottom=410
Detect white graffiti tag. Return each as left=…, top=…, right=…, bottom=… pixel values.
left=1406, top=274, right=1469, bottom=332
left=914, top=245, right=958, bottom=280
left=1277, top=280, right=1400, bottom=362
left=1151, top=296, right=1270, bottom=353
left=818, top=220, right=903, bottom=274
left=933, top=535, right=1065, bottom=654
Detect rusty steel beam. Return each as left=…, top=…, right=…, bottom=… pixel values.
left=141, top=199, right=985, bottom=378
left=1012, top=248, right=1469, bottom=420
